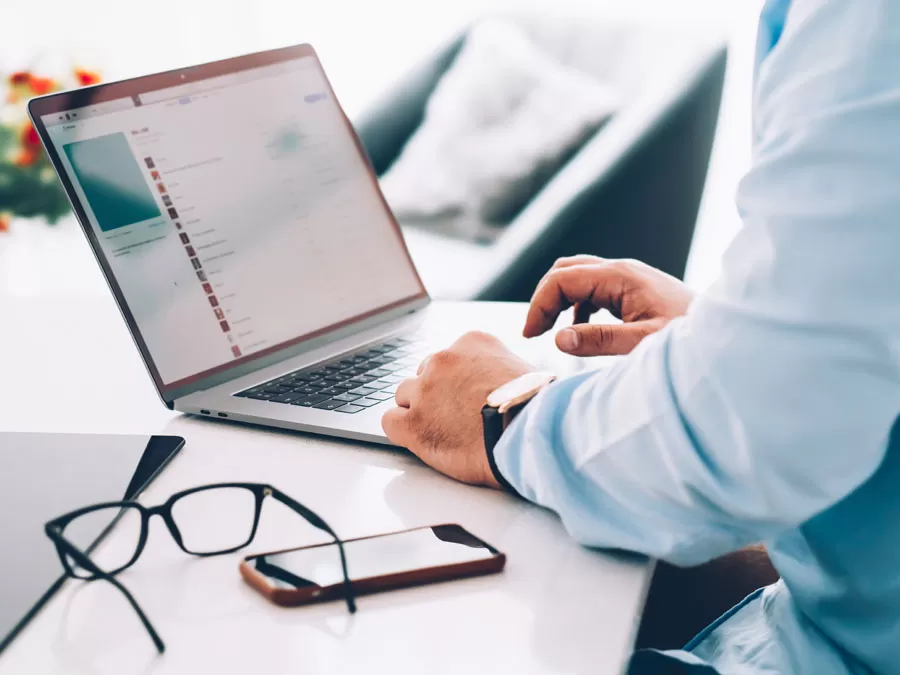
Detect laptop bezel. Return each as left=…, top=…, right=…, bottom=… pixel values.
left=28, top=43, right=429, bottom=408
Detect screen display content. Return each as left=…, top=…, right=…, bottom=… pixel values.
left=251, top=526, right=497, bottom=588
left=40, top=55, right=422, bottom=390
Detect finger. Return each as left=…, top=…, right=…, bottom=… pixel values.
left=555, top=320, right=661, bottom=356
left=416, top=354, right=433, bottom=376
left=394, top=378, right=419, bottom=408
left=534, top=255, right=607, bottom=302
left=381, top=407, right=416, bottom=448
left=547, top=255, right=606, bottom=278
left=524, top=263, right=627, bottom=338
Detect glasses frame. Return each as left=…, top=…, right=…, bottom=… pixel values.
left=45, top=482, right=356, bottom=654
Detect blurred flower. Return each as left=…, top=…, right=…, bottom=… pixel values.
left=8, top=72, right=31, bottom=86
left=13, top=147, right=39, bottom=167
left=74, top=68, right=101, bottom=87
left=1, top=64, right=101, bottom=230
left=28, top=76, right=57, bottom=96
left=21, top=123, right=40, bottom=148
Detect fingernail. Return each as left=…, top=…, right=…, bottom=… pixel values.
left=557, top=329, right=580, bottom=352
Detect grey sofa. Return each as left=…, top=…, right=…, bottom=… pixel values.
left=354, top=14, right=728, bottom=301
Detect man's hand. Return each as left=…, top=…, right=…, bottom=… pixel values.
left=382, top=331, right=534, bottom=487
left=524, top=256, right=695, bottom=356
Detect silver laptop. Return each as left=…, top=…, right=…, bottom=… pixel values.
left=29, top=44, right=574, bottom=445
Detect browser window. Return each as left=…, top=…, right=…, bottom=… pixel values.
left=43, top=57, right=422, bottom=389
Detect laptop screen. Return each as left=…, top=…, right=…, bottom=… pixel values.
left=38, top=52, right=424, bottom=391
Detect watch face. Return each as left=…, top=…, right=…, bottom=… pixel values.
left=486, top=371, right=557, bottom=411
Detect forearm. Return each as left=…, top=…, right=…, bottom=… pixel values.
left=496, top=0, right=900, bottom=564
left=496, top=295, right=899, bottom=564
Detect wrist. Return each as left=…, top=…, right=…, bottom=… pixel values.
left=481, top=371, right=556, bottom=495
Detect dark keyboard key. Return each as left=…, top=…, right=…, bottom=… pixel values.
left=239, top=391, right=275, bottom=400
left=349, top=355, right=369, bottom=364
left=330, top=381, right=356, bottom=391
left=272, top=373, right=297, bottom=382
left=367, top=391, right=394, bottom=401
left=365, top=368, right=392, bottom=378
left=336, top=404, right=365, bottom=414
left=313, top=399, right=344, bottom=410
left=350, top=386, right=378, bottom=396
left=332, top=393, right=361, bottom=403
left=348, top=375, right=378, bottom=385
left=353, top=397, right=384, bottom=408
left=366, top=356, right=393, bottom=366
left=291, top=384, right=325, bottom=395
left=289, top=394, right=329, bottom=407
left=270, top=393, right=300, bottom=403
left=318, top=388, right=343, bottom=397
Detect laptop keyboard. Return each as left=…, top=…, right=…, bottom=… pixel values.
left=234, top=336, right=426, bottom=414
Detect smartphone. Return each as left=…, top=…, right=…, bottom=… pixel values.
left=240, top=524, right=505, bottom=607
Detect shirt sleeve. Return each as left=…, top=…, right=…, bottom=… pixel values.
left=493, top=0, right=900, bottom=566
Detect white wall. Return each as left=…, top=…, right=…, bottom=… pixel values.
left=2, top=0, right=764, bottom=292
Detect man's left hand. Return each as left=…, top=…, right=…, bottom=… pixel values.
left=382, top=331, right=535, bottom=488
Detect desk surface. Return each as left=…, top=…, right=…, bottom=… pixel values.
left=0, top=295, right=652, bottom=675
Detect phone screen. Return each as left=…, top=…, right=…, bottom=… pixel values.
left=249, top=525, right=497, bottom=588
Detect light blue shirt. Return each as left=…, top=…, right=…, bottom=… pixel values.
left=494, top=1, right=900, bottom=673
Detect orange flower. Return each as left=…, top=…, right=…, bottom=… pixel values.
left=0, top=214, right=9, bottom=233
left=21, top=123, right=41, bottom=148
left=13, top=148, right=38, bottom=167
left=8, top=71, right=31, bottom=86
left=28, top=76, right=57, bottom=95
left=74, top=68, right=101, bottom=87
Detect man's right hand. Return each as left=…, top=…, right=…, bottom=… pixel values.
left=523, top=256, right=695, bottom=357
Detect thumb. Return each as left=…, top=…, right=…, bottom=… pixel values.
left=555, top=321, right=660, bottom=356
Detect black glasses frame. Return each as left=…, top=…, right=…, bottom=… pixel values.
left=45, top=482, right=356, bottom=654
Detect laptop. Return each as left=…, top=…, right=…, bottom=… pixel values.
left=28, top=44, right=574, bottom=445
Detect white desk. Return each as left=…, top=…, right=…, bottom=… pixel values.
left=0, top=294, right=652, bottom=675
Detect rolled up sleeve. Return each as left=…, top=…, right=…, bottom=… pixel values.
left=494, top=0, right=900, bottom=565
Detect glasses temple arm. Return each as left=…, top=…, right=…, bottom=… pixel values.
left=100, top=573, right=166, bottom=654
left=49, top=532, right=166, bottom=654
left=269, top=489, right=357, bottom=614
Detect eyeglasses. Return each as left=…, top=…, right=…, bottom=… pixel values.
left=44, top=482, right=356, bottom=653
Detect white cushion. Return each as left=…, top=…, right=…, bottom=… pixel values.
left=380, top=19, right=621, bottom=240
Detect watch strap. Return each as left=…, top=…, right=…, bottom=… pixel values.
left=481, top=404, right=523, bottom=498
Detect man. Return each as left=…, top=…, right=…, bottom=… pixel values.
left=382, top=1, right=900, bottom=673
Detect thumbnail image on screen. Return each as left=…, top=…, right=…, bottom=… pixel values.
left=63, top=132, right=161, bottom=232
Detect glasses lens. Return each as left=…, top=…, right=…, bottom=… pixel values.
left=61, top=504, right=144, bottom=578
left=170, top=486, right=258, bottom=554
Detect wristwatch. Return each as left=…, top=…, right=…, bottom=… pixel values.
left=481, top=371, right=556, bottom=495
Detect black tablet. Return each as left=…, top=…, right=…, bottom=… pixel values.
left=0, top=433, right=184, bottom=653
